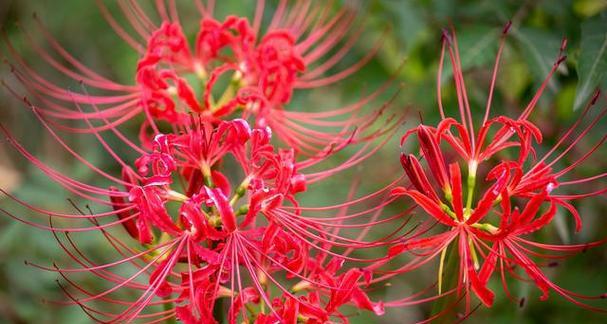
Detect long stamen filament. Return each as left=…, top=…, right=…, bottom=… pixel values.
left=468, top=238, right=479, bottom=270
left=438, top=247, right=448, bottom=294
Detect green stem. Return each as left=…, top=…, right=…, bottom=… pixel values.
left=229, top=177, right=250, bottom=207
left=465, top=161, right=478, bottom=218
left=212, top=72, right=243, bottom=112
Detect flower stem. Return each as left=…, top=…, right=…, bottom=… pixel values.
left=464, top=161, right=478, bottom=218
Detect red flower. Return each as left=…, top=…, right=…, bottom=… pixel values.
left=5, top=2, right=391, bottom=155
left=1, top=111, right=393, bottom=322
left=376, top=24, right=607, bottom=315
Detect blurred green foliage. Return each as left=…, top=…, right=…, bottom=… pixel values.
left=0, top=0, right=606, bottom=323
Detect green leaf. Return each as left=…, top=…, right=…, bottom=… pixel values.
left=574, top=14, right=607, bottom=110
left=379, top=0, right=426, bottom=53
left=498, top=57, right=531, bottom=101
left=556, top=83, right=577, bottom=119
left=574, top=0, right=607, bottom=17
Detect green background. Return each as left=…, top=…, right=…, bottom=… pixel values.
left=0, top=0, right=606, bottom=323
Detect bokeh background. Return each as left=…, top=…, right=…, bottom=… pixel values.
left=1, top=0, right=606, bottom=323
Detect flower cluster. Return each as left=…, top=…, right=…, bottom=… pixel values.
left=1, top=2, right=606, bottom=324
left=100, top=118, right=384, bottom=322
left=1, top=1, right=395, bottom=323
left=136, top=17, right=304, bottom=123
left=373, top=25, right=606, bottom=317
left=7, top=0, right=383, bottom=155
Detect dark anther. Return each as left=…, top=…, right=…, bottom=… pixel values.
left=502, top=21, right=512, bottom=34
left=591, top=90, right=601, bottom=105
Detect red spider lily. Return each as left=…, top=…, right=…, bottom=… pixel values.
left=372, top=23, right=607, bottom=316
left=3, top=0, right=390, bottom=155
left=0, top=112, right=398, bottom=323
left=250, top=258, right=384, bottom=324
left=4, top=1, right=605, bottom=322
